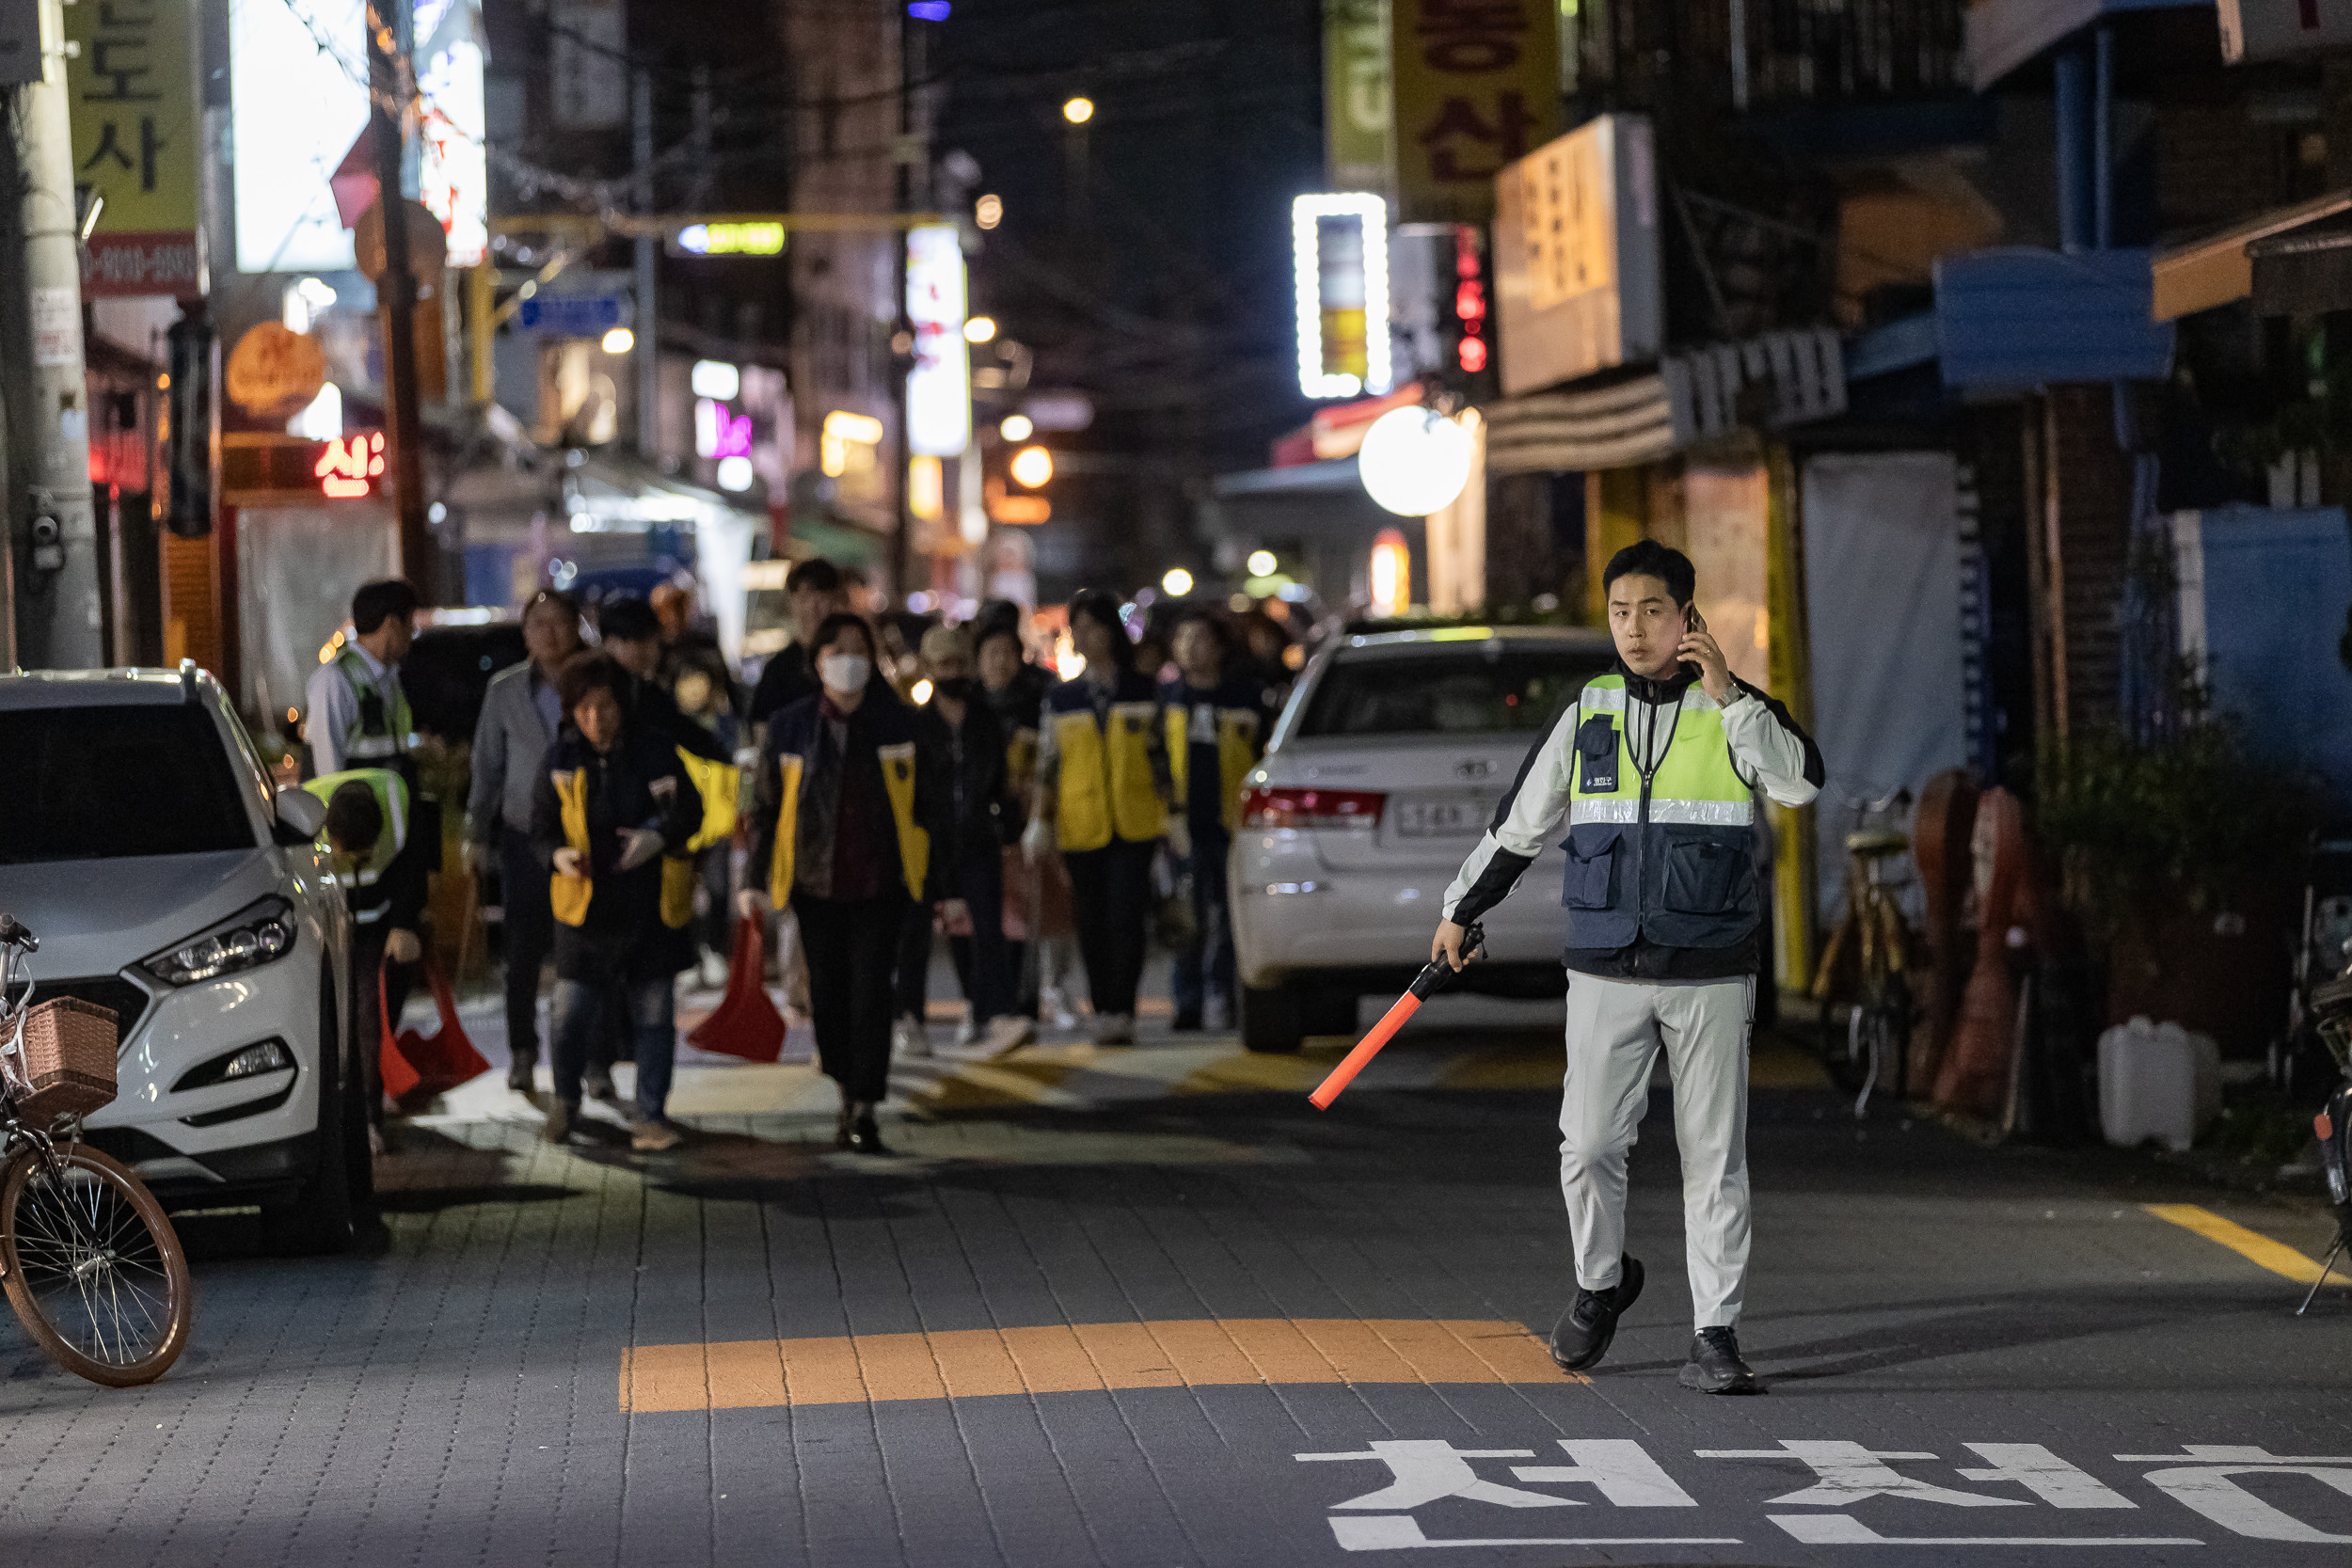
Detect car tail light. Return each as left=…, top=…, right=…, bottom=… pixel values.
left=1240, top=785, right=1386, bottom=832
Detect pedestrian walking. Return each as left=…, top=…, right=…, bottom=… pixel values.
left=1431, top=541, right=1823, bottom=1394
left=977, top=616, right=1071, bottom=1023
left=1022, top=589, right=1170, bottom=1046
left=465, top=588, right=583, bottom=1092
left=741, top=613, right=945, bottom=1154
left=530, top=652, right=704, bottom=1152
left=914, top=625, right=1032, bottom=1056
left=1160, top=610, right=1279, bottom=1032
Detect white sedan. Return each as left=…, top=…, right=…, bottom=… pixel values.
left=1230, top=625, right=1617, bottom=1053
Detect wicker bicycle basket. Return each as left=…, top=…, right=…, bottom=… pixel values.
left=5, top=998, right=119, bottom=1124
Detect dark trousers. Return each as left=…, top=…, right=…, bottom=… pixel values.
left=893, top=896, right=932, bottom=1022
left=1169, top=824, right=1233, bottom=1023
left=794, top=892, right=907, bottom=1104
left=1063, top=837, right=1155, bottom=1019
left=498, top=827, right=554, bottom=1065
left=550, top=975, right=675, bottom=1120
left=349, top=923, right=414, bottom=1130
left=944, top=850, right=1012, bottom=1025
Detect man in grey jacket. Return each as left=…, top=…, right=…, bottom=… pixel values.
left=467, top=590, right=583, bottom=1090
left=1433, top=541, right=1823, bottom=1395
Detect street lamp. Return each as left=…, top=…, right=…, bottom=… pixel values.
left=975, top=194, right=1004, bottom=230
left=1247, top=549, right=1278, bottom=578
left=600, top=326, right=635, bottom=355
left=964, top=315, right=998, bottom=343
left=1162, top=567, right=1194, bottom=596
left=999, top=413, right=1033, bottom=440
left=1062, top=96, right=1095, bottom=124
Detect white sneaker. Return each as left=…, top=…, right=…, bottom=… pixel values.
left=697, top=952, right=727, bottom=990
left=955, top=1013, right=980, bottom=1048
left=1092, top=1013, right=1135, bottom=1047
left=982, top=1015, right=1037, bottom=1058
left=893, top=1014, right=930, bottom=1058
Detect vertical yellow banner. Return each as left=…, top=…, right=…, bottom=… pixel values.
left=1389, top=0, right=1560, bottom=227
left=66, top=0, right=201, bottom=296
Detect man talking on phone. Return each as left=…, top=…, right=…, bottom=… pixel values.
left=1433, top=541, right=1822, bottom=1393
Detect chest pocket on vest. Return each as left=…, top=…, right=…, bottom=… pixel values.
left=1564, top=831, right=1621, bottom=911
left=1662, top=837, right=1746, bottom=914
left=1575, top=715, right=1619, bottom=795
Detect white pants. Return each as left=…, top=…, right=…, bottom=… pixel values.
left=1559, top=973, right=1753, bottom=1329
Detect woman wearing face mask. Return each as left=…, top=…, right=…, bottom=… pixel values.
left=740, top=613, right=944, bottom=1153
left=1022, top=589, right=1173, bottom=1046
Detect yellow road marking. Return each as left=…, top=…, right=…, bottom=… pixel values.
left=2144, top=1203, right=2339, bottom=1285
left=620, top=1317, right=1581, bottom=1413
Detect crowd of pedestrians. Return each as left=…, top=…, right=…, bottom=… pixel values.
left=311, top=559, right=1295, bottom=1161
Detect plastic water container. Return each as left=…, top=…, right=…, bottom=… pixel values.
left=2098, top=1016, right=2222, bottom=1152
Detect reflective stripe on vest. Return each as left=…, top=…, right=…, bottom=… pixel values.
left=1561, top=673, right=1758, bottom=950
left=1165, top=705, right=1260, bottom=834
left=335, top=648, right=412, bottom=762
left=550, top=768, right=594, bottom=927
left=767, top=753, right=804, bottom=904
left=303, top=767, right=409, bottom=886
left=1056, top=703, right=1161, bottom=850
left=764, top=745, right=927, bottom=903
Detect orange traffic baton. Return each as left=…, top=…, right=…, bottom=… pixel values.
left=1309, top=923, right=1484, bottom=1110
left=686, top=917, right=786, bottom=1063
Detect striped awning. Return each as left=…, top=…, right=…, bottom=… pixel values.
left=1484, top=327, right=1846, bottom=477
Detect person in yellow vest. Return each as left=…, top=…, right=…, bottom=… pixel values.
left=528, top=653, right=703, bottom=1151
left=310, top=768, right=428, bottom=1137
left=1019, top=589, right=1172, bottom=1046
left=305, top=579, right=420, bottom=779
left=739, top=612, right=946, bottom=1154
left=1159, top=610, right=1280, bottom=1033
left=1433, top=542, right=1823, bottom=1396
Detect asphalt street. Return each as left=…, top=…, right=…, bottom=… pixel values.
left=0, top=978, right=2346, bottom=1567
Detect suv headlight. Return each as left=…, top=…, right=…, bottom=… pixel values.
left=140, top=897, right=297, bottom=987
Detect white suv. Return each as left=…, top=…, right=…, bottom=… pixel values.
left=1230, top=625, right=1617, bottom=1053
left=0, top=667, right=360, bottom=1251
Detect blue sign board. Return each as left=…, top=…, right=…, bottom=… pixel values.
left=515, top=294, right=627, bottom=336
left=1933, top=247, right=2174, bottom=390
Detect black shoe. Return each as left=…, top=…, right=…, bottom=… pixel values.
left=849, top=1112, right=890, bottom=1156
left=1678, top=1325, right=1761, bottom=1394
left=583, top=1069, right=619, bottom=1103
left=1549, top=1254, right=1644, bottom=1372
left=1170, top=1012, right=1203, bottom=1033
left=506, top=1054, right=536, bottom=1093
left=834, top=1105, right=856, bottom=1150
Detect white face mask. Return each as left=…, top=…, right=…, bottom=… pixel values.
left=818, top=653, right=870, bottom=694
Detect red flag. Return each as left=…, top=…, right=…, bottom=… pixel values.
left=686, top=918, right=786, bottom=1063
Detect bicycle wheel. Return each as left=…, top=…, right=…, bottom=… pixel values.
left=0, top=1143, right=191, bottom=1386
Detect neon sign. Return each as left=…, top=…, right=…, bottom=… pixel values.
left=314, top=431, right=387, bottom=499
left=1293, top=193, right=1391, bottom=400
left=675, top=222, right=786, bottom=257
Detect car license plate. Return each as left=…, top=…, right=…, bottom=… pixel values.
left=1395, top=799, right=1487, bottom=837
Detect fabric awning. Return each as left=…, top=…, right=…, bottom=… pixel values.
left=1484, top=328, right=1845, bottom=477
left=2152, top=188, right=2352, bottom=321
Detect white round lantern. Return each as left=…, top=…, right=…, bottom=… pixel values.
left=1357, top=406, right=1474, bottom=517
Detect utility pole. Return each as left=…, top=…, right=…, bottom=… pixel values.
left=0, top=0, right=102, bottom=668
left=633, top=68, right=658, bottom=458
left=366, top=0, right=431, bottom=589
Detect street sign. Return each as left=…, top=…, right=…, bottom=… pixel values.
left=2217, top=0, right=2352, bottom=63
left=515, top=294, right=628, bottom=336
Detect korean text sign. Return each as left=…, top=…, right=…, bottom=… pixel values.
left=1388, top=0, right=1559, bottom=227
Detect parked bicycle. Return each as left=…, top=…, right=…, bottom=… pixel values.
left=0, top=915, right=191, bottom=1386
left=1809, top=787, right=1920, bottom=1119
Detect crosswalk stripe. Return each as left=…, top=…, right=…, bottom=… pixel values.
left=620, top=1317, right=1581, bottom=1412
